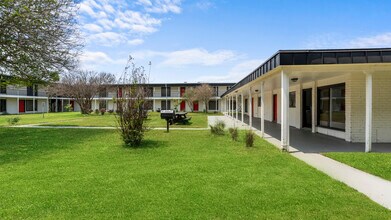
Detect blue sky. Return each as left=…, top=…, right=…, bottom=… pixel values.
left=78, top=0, right=391, bottom=83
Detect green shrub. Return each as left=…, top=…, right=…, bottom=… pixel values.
left=7, top=117, right=20, bottom=126
left=94, top=109, right=99, bottom=115
left=229, top=127, right=239, bottom=141
left=64, top=104, right=73, bottom=112
left=108, top=109, right=114, bottom=114
left=100, top=108, right=106, bottom=115
left=210, top=120, right=225, bottom=135
left=245, top=129, right=255, bottom=147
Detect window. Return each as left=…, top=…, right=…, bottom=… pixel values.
left=27, top=85, right=38, bottom=96
left=161, top=100, right=171, bottom=110
left=26, top=100, right=34, bottom=111
left=208, top=100, right=218, bottom=110
left=258, top=97, right=262, bottom=107
left=0, top=99, right=6, bottom=112
left=99, top=101, right=106, bottom=109
left=318, top=84, right=345, bottom=130
left=99, top=89, right=107, bottom=97
left=161, top=87, right=171, bottom=97
left=213, top=86, right=219, bottom=96
left=289, top=92, right=296, bottom=108
left=0, top=84, right=6, bottom=94
left=27, top=86, right=33, bottom=96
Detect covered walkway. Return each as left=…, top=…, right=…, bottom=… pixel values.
left=237, top=114, right=391, bottom=153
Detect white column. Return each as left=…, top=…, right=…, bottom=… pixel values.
left=33, top=97, right=35, bottom=113
left=241, top=93, right=244, bottom=122
left=61, top=99, right=64, bottom=112
left=312, top=81, right=317, bottom=133
left=227, top=97, right=230, bottom=116
left=47, top=98, right=49, bottom=113
left=260, top=81, right=265, bottom=138
left=281, top=70, right=290, bottom=151
left=230, top=96, right=233, bottom=117
left=17, top=97, right=19, bottom=114
left=94, top=99, right=97, bottom=110
left=249, top=89, right=252, bottom=128
left=235, top=94, right=238, bottom=120
left=365, top=72, right=373, bottom=152
left=153, top=99, right=156, bottom=111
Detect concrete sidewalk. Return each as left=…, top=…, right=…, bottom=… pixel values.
left=218, top=115, right=391, bottom=210
left=12, top=124, right=209, bottom=130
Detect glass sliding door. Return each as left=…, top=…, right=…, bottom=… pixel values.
left=317, top=84, right=345, bottom=130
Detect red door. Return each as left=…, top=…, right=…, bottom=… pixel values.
left=180, top=87, right=185, bottom=97
left=273, top=94, right=277, bottom=122
left=180, top=101, right=186, bottom=111
left=193, top=101, right=199, bottom=111
left=19, top=100, right=25, bottom=113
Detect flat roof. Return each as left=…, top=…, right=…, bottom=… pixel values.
left=222, top=48, right=391, bottom=97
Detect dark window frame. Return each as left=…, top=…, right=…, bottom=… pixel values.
left=161, top=87, right=171, bottom=97
left=289, top=91, right=296, bottom=108
left=317, top=83, right=346, bottom=131
left=0, top=99, right=6, bottom=112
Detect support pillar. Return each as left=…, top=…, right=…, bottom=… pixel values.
left=241, top=93, right=244, bottom=122
left=33, top=98, right=35, bottom=113
left=61, top=99, right=64, bottom=112
left=249, top=89, right=252, bottom=128
left=281, top=70, right=290, bottom=151
left=312, top=81, right=317, bottom=133
left=153, top=99, right=156, bottom=111
left=235, top=94, right=238, bottom=120
left=260, top=81, right=265, bottom=138
left=365, top=72, right=373, bottom=152
left=47, top=98, right=49, bottom=113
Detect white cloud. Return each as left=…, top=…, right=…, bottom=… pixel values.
left=83, top=23, right=103, bottom=32
left=80, top=51, right=114, bottom=64
left=196, top=59, right=264, bottom=82
left=305, top=32, right=391, bottom=49
left=138, top=0, right=182, bottom=14
left=89, top=32, right=127, bottom=46
left=134, top=48, right=238, bottom=67
left=128, top=39, right=144, bottom=45
left=78, top=0, right=179, bottom=47
left=350, top=33, right=391, bottom=48
left=80, top=51, right=127, bottom=69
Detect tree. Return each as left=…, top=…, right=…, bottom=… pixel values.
left=0, top=0, right=82, bottom=85
left=115, top=58, right=150, bottom=147
left=195, top=84, right=213, bottom=112
left=182, top=87, right=196, bottom=112
left=49, top=70, right=116, bottom=114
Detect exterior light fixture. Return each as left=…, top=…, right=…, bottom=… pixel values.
left=255, top=89, right=259, bottom=92
left=291, top=77, right=298, bottom=82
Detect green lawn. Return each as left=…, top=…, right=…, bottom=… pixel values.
left=0, top=128, right=389, bottom=219
left=325, top=152, right=391, bottom=181
left=0, top=112, right=218, bottom=128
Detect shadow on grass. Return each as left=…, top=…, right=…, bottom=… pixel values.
left=0, top=128, right=109, bottom=165
left=122, top=139, right=169, bottom=150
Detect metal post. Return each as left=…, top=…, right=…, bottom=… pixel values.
left=261, top=82, right=265, bottom=137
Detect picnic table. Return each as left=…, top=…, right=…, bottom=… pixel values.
left=173, top=112, right=191, bottom=124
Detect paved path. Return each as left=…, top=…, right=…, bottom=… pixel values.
left=208, top=115, right=249, bottom=129
left=12, top=124, right=208, bottom=130
left=219, top=115, right=391, bottom=210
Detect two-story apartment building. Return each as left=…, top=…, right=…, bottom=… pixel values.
left=90, top=83, right=234, bottom=112
left=0, top=83, right=76, bottom=114
left=0, top=82, right=234, bottom=114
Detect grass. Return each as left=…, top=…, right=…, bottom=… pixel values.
left=325, top=152, right=391, bottom=181
left=0, top=111, right=220, bottom=128
left=0, top=128, right=390, bottom=219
